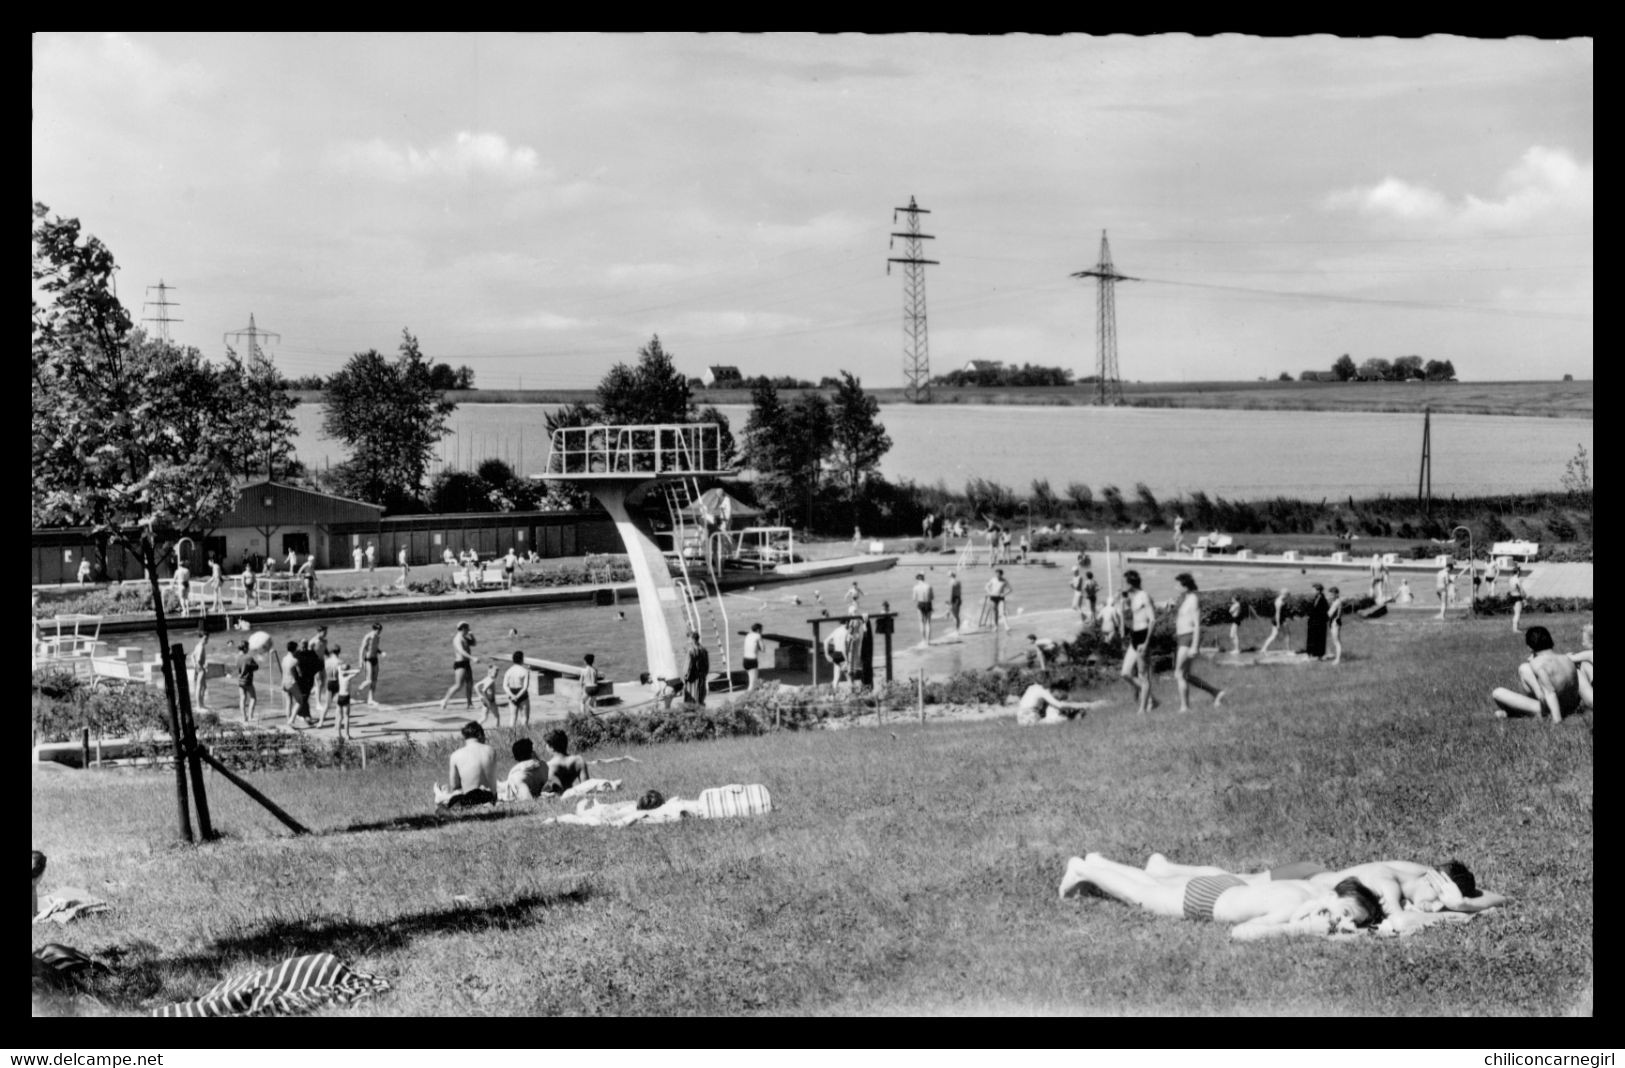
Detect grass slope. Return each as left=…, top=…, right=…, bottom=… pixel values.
left=32, top=614, right=1591, bottom=1016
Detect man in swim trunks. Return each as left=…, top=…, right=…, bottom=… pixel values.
left=1227, top=593, right=1244, bottom=655
left=1119, top=570, right=1157, bottom=714
left=358, top=622, right=383, bottom=705
left=742, top=624, right=764, bottom=692
left=1259, top=588, right=1291, bottom=655
left=1507, top=568, right=1526, bottom=632
left=440, top=622, right=479, bottom=710
left=438, top=721, right=497, bottom=809
left=1084, top=572, right=1099, bottom=626
left=503, top=650, right=532, bottom=727
left=684, top=629, right=711, bottom=706
left=985, top=569, right=1013, bottom=633
left=1436, top=560, right=1452, bottom=619
left=1058, top=852, right=1384, bottom=941
left=912, top=573, right=934, bottom=646
left=1172, top=573, right=1225, bottom=713
left=1492, top=625, right=1584, bottom=723
left=823, top=623, right=849, bottom=692
left=1326, top=586, right=1345, bottom=664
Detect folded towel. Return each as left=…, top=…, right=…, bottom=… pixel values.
left=34, top=888, right=111, bottom=925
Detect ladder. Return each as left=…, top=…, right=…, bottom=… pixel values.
left=660, top=474, right=734, bottom=694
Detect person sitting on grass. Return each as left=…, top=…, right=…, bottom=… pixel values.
left=1571, top=623, right=1593, bottom=711
left=1141, top=854, right=1507, bottom=925
left=541, top=729, right=590, bottom=795
left=436, top=721, right=497, bottom=809
left=1058, top=851, right=1385, bottom=941
left=498, top=736, right=550, bottom=802
left=1015, top=680, right=1103, bottom=726
left=1492, top=625, right=1585, bottom=723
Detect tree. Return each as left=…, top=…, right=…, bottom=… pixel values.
left=1424, top=359, right=1457, bottom=382
left=598, top=335, right=693, bottom=425
left=322, top=330, right=457, bottom=510
left=1277, top=371, right=1293, bottom=382
left=1392, top=355, right=1425, bottom=381
left=1358, top=357, right=1393, bottom=382
left=744, top=381, right=831, bottom=526
left=221, top=346, right=301, bottom=482
left=828, top=371, right=892, bottom=505
left=1332, top=354, right=1357, bottom=381
left=33, top=202, right=239, bottom=841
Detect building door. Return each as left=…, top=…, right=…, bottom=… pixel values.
left=282, top=532, right=310, bottom=560
left=202, top=536, right=228, bottom=571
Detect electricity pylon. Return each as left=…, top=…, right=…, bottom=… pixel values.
left=887, top=196, right=939, bottom=403
left=1071, top=230, right=1136, bottom=406
left=142, top=280, right=183, bottom=343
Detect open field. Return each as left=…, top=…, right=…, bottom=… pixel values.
left=291, top=380, right=1593, bottom=420
left=32, top=610, right=1591, bottom=1015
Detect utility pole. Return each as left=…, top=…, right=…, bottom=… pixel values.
left=887, top=196, right=939, bottom=404
left=225, top=314, right=284, bottom=480
left=1418, top=406, right=1433, bottom=516
left=142, top=280, right=183, bottom=343
left=1071, top=231, right=1136, bottom=406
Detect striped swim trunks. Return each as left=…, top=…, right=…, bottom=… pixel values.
left=1268, top=862, right=1328, bottom=881
left=1183, top=874, right=1246, bottom=921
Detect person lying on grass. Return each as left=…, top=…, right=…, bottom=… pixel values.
left=434, top=721, right=497, bottom=809
left=1492, top=625, right=1585, bottom=723
left=1015, top=681, right=1104, bottom=726
left=1058, top=852, right=1384, bottom=941
left=1142, top=854, right=1508, bottom=924
left=540, top=729, right=591, bottom=795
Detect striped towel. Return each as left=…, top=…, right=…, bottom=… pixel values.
left=697, top=783, right=772, bottom=819
left=152, top=953, right=390, bottom=1017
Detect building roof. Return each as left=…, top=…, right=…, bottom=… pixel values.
left=706, top=365, right=743, bottom=380
left=216, top=480, right=385, bottom=528
left=963, top=359, right=1004, bottom=372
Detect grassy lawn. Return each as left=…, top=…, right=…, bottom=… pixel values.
left=32, top=612, right=1591, bottom=1016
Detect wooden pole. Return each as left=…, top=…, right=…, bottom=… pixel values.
left=193, top=745, right=310, bottom=836
left=170, top=644, right=215, bottom=841
left=80, top=727, right=90, bottom=771
left=144, top=542, right=193, bottom=843
left=918, top=668, right=925, bottom=725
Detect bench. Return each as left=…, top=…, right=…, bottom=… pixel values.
left=523, top=657, right=613, bottom=700
left=752, top=632, right=813, bottom=672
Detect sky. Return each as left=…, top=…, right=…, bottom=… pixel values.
left=32, top=33, right=1593, bottom=389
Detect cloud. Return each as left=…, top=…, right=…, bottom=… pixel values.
left=1323, top=147, right=1592, bottom=233
left=326, top=131, right=545, bottom=183
left=34, top=33, right=211, bottom=110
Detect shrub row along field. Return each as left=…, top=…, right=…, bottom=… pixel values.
left=31, top=611, right=1591, bottom=1016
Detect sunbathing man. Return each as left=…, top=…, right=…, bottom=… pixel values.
left=437, top=721, right=497, bottom=809
left=1492, top=625, right=1585, bottom=722
left=1058, top=852, right=1385, bottom=941
left=540, top=729, right=590, bottom=795
left=1142, top=854, right=1507, bottom=924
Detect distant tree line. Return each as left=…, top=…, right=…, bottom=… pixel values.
left=1306, top=354, right=1456, bottom=383
left=288, top=362, right=474, bottom=392
left=691, top=372, right=816, bottom=390
left=930, top=363, right=1075, bottom=388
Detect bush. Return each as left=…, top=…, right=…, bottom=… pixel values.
left=32, top=669, right=171, bottom=744
left=1065, top=482, right=1094, bottom=515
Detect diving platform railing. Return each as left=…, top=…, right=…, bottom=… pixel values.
left=545, top=424, right=729, bottom=479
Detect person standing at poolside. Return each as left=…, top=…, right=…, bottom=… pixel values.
left=1326, top=587, right=1345, bottom=664
left=365, top=541, right=377, bottom=573
left=823, top=623, right=849, bottom=692
left=1172, top=573, right=1225, bottom=713
left=286, top=546, right=299, bottom=574
left=234, top=640, right=258, bottom=723
left=172, top=558, right=192, bottom=618
left=912, top=573, right=935, bottom=646
left=1084, top=571, right=1099, bottom=627
left=310, top=626, right=332, bottom=717
left=1436, top=560, right=1452, bottom=619
left=1484, top=556, right=1500, bottom=598
left=1121, top=570, right=1157, bottom=714
left=504, top=650, right=533, bottom=727
left=1172, top=516, right=1185, bottom=554
left=76, top=556, right=92, bottom=585
left=1508, top=568, right=1526, bottom=632
left=1304, top=583, right=1330, bottom=660
left=684, top=629, right=711, bottom=706
left=475, top=665, right=501, bottom=726
left=504, top=547, right=518, bottom=589
left=1259, top=588, right=1291, bottom=655
left=946, top=571, right=963, bottom=635
left=206, top=553, right=225, bottom=613
left=352, top=542, right=365, bottom=572
left=1368, top=553, right=1384, bottom=603
left=577, top=653, right=602, bottom=715
left=742, top=625, right=764, bottom=692
left=315, top=644, right=345, bottom=729
left=396, top=546, right=410, bottom=589
left=985, top=569, right=1013, bottom=633
left=358, top=622, right=384, bottom=705
left=440, top=622, right=480, bottom=711
left=189, top=628, right=212, bottom=712
left=241, top=561, right=258, bottom=608
left=1069, top=566, right=1085, bottom=621
left=298, top=554, right=317, bottom=603
left=1227, top=593, right=1244, bottom=655
left=280, top=641, right=300, bottom=721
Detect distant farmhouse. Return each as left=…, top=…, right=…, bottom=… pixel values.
left=1299, top=370, right=1341, bottom=382
left=704, top=365, right=743, bottom=386
left=963, top=360, right=1004, bottom=374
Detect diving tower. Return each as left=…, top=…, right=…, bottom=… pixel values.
left=542, top=424, right=734, bottom=694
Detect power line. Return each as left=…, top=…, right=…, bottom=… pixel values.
left=142, top=280, right=183, bottom=343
